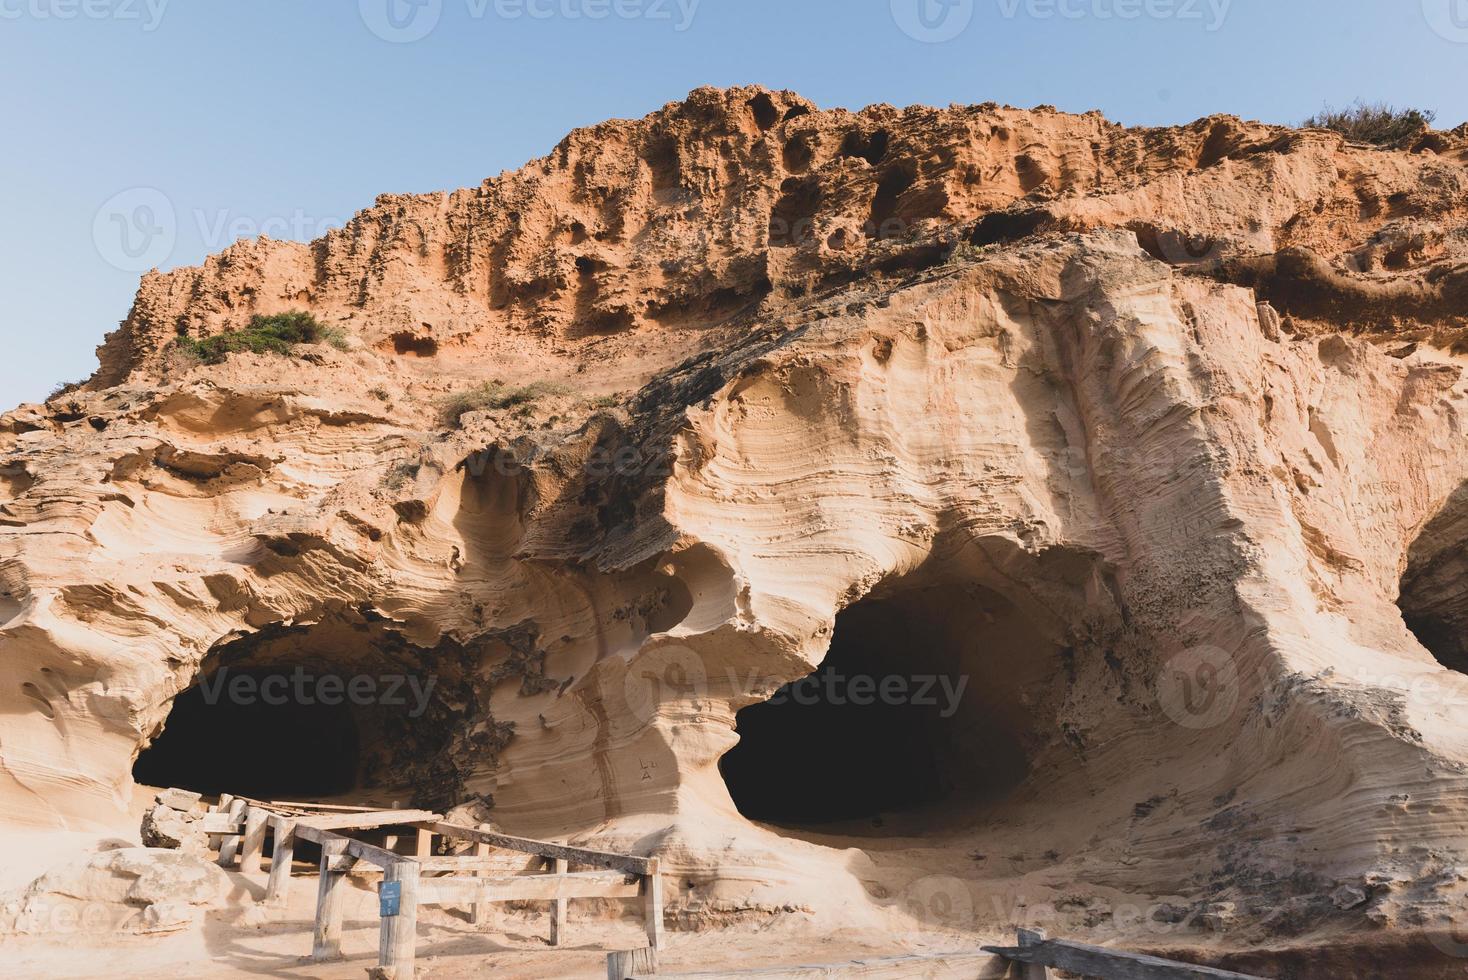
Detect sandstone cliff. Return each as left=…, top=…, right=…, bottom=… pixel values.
left=6, top=87, right=1468, bottom=967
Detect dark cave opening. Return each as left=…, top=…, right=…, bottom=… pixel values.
left=130, top=614, right=477, bottom=808
left=132, top=667, right=362, bottom=800
left=1400, top=483, right=1468, bottom=673
left=719, top=583, right=1043, bottom=829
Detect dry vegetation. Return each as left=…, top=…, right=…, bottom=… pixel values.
left=1303, top=102, right=1436, bottom=146
left=441, top=380, right=572, bottom=425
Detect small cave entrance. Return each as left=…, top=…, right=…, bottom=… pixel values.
left=719, top=581, right=1055, bottom=831
left=389, top=331, right=439, bottom=357
left=1399, top=484, right=1468, bottom=672
left=131, top=615, right=481, bottom=807
left=132, top=667, right=361, bottom=800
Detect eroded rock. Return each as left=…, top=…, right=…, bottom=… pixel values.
left=2, top=849, right=229, bottom=936
left=5, top=88, right=1468, bottom=959
left=139, top=804, right=206, bottom=853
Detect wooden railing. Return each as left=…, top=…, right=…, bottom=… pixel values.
left=207, top=799, right=1268, bottom=980
left=984, top=928, right=1267, bottom=980
left=204, top=795, right=662, bottom=980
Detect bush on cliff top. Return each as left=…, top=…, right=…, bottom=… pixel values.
left=1303, top=102, right=1436, bottom=146
left=175, top=311, right=347, bottom=365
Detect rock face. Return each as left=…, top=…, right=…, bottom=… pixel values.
left=6, top=87, right=1468, bottom=957
left=1, top=848, right=230, bottom=935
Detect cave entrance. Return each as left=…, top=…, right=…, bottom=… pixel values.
left=131, top=615, right=466, bottom=806
left=132, top=666, right=362, bottom=800
left=719, top=581, right=1057, bottom=831
left=1400, top=483, right=1468, bottom=672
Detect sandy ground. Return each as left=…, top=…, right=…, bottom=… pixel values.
left=5, top=824, right=1468, bottom=978
left=0, top=816, right=987, bottom=980
left=0, top=879, right=983, bottom=980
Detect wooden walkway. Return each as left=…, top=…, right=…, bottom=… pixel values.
left=205, top=795, right=661, bottom=980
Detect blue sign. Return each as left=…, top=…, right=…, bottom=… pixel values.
left=380, top=880, right=402, bottom=917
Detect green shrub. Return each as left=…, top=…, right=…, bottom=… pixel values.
left=442, top=380, right=571, bottom=426
left=1303, top=102, right=1437, bottom=146
left=175, top=311, right=347, bottom=365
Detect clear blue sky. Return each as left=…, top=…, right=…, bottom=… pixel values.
left=2, top=0, right=1464, bottom=406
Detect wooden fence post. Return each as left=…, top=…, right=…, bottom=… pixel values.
left=378, top=861, right=422, bottom=980
left=312, top=838, right=351, bottom=962
left=264, top=819, right=297, bottom=908
left=218, top=797, right=247, bottom=866
left=641, top=857, right=664, bottom=952
left=548, top=857, right=569, bottom=946
left=415, top=828, right=434, bottom=858
left=239, top=806, right=269, bottom=875
left=471, top=842, right=491, bottom=927
left=1018, top=927, right=1051, bottom=980
left=607, top=947, right=658, bottom=979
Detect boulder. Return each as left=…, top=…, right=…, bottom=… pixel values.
left=1, top=848, right=229, bottom=937
left=140, top=803, right=207, bottom=854
left=114, top=850, right=228, bottom=907
left=154, top=788, right=203, bottom=812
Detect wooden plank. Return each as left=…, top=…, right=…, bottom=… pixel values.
left=264, top=819, right=296, bottom=908
left=294, top=824, right=406, bottom=870
left=472, top=842, right=491, bottom=927
left=218, top=798, right=248, bottom=866
left=609, top=947, right=659, bottom=980
left=346, top=838, right=411, bottom=870
left=548, top=857, right=569, bottom=947
left=378, top=861, right=421, bottom=980
left=422, top=822, right=653, bottom=875
left=269, top=799, right=382, bottom=812
left=982, top=939, right=1266, bottom=980
left=312, top=838, right=354, bottom=962
left=291, top=823, right=340, bottom=845
left=1019, top=928, right=1051, bottom=980
left=417, top=871, right=641, bottom=907
left=239, top=806, right=269, bottom=875
left=643, top=857, right=664, bottom=952
left=201, top=813, right=245, bottom=835
left=205, top=794, right=232, bottom=853
left=416, top=827, right=434, bottom=858
left=298, top=809, right=441, bottom=832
